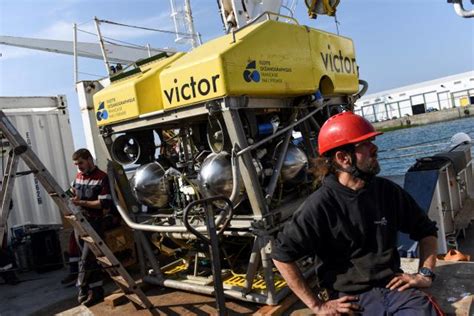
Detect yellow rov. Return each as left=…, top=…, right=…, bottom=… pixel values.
left=94, top=19, right=360, bottom=126
left=92, top=16, right=367, bottom=306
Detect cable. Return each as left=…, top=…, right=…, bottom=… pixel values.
left=334, top=14, right=340, bottom=35
left=77, top=19, right=94, bottom=27
left=101, top=38, right=148, bottom=49
left=77, top=71, right=104, bottom=78
left=77, top=28, right=148, bottom=49
left=98, top=19, right=196, bottom=37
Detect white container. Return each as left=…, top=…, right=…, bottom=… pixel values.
left=0, top=96, right=76, bottom=228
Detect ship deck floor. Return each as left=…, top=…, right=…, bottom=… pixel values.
left=1, top=221, right=473, bottom=316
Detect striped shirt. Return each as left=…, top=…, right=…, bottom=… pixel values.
left=72, top=167, right=112, bottom=219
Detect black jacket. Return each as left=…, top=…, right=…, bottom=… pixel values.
left=272, top=174, right=438, bottom=293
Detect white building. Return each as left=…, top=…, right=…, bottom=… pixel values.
left=355, top=71, right=474, bottom=122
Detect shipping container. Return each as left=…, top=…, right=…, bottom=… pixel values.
left=0, top=96, right=76, bottom=229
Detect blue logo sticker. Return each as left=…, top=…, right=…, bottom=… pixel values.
left=243, top=60, right=260, bottom=83
left=96, top=102, right=109, bottom=121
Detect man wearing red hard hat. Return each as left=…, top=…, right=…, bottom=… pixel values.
left=272, top=112, right=439, bottom=315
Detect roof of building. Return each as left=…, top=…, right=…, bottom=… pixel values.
left=357, top=70, right=474, bottom=104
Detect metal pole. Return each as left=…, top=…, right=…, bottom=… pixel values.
left=184, top=0, right=200, bottom=48
left=146, top=43, right=152, bottom=57
left=137, top=230, right=164, bottom=280
left=221, top=106, right=268, bottom=217
left=205, top=203, right=227, bottom=316
left=94, top=17, right=112, bottom=76
left=299, top=119, right=317, bottom=159
left=73, top=23, right=78, bottom=87
left=0, top=151, right=20, bottom=246
left=135, top=230, right=146, bottom=277
left=243, top=237, right=261, bottom=293
left=260, top=236, right=276, bottom=305
left=265, top=128, right=292, bottom=203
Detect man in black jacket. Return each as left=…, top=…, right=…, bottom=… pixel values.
left=272, top=111, right=438, bottom=315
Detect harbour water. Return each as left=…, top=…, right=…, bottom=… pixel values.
left=376, top=116, right=474, bottom=176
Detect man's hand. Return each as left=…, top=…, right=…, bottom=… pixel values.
left=312, top=295, right=362, bottom=315
left=70, top=196, right=85, bottom=207
left=386, top=273, right=432, bottom=291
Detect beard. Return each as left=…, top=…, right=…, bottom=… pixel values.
left=356, top=156, right=381, bottom=176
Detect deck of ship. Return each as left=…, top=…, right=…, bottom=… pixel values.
left=2, top=222, right=472, bottom=316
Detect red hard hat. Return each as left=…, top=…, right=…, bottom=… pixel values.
left=318, top=111, right=383, bottom=156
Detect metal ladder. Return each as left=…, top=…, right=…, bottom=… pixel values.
left=0, top=111, right=155, bottom=311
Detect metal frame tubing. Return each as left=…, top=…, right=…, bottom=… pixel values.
left=143, top=263, right=315, bottom=305
left=243, top=236, right=261, bottom=293
left=260, top=235, right=277, bottom=305
left=107, top=162, right=228, bottom=233
left=264, top=110, right=297, bottom=203
left=137, top=230, right=164, bottom=280
left=221, top=101, right=268, bottom=218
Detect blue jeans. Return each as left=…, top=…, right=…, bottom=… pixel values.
left=339, top=287, right=437, bottom=316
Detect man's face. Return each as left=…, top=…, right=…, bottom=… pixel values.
left=354, top=138, right=380, bottom=176
left=74, top=157, right=93, bottom=174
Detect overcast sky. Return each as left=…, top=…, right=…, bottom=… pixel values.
left=1, top=0, right=473, bottom=150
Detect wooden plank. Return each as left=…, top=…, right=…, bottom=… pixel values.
left=254, top=278, right=318, bottom=316
left=104, top=293, right=128, bottom=308
left=254, top=294, right=300, bottom=316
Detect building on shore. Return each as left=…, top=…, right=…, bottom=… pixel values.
left=355, top=71, right=474, bottom=122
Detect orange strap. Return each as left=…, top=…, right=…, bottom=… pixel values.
left=426, top=293, right=446, bottom=316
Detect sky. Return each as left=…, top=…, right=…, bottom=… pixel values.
left=0, top=0, right=473, bottom=150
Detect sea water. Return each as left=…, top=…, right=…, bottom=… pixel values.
left=376, top=116, right=474, bottom=176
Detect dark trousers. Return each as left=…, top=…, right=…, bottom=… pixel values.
left=339, top=287, right=438, bottom=316
left=75, top=218, right=104, bottom=290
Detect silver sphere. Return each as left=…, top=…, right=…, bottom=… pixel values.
left=281, top=144, right=308, bottom=183
left=199, top=152, right=240, bottom=199
left=132, top=162, right=169, bottom=208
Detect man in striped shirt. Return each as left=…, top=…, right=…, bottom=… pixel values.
left=69, top=148, right=112, bottom=307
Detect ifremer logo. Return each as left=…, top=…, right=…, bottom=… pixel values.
left=243, top=61, right=260, bottom=83
left=96, top=102, right=109, bottom=121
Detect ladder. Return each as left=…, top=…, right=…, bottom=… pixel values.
left=0, top=111, right=155, bottom=312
